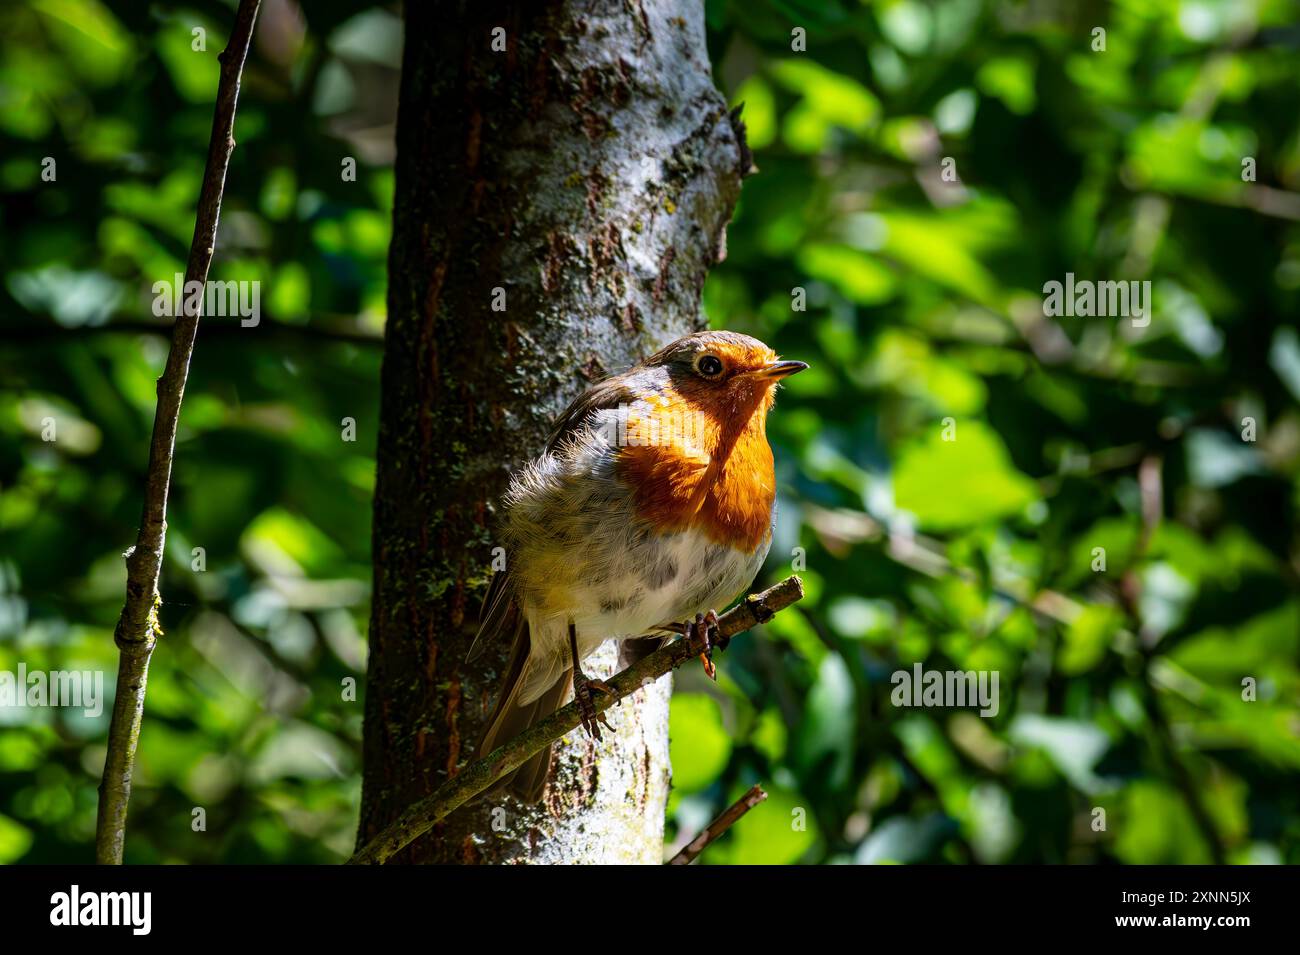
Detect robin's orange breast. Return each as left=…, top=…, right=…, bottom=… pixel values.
left=615, top=392, right=775, bottom=553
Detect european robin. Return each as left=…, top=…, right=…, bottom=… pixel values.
left=469, top=330, right=806, bottom=801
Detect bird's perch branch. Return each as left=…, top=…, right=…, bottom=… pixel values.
left=348, top=575, right=804, bottom=865
left=94, top=0, right=262, bottom=866
left=668, top=784, right=767, bottom=865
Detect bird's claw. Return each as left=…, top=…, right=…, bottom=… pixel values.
left=574, top=671, right=615, bottom=741
left=688, top=610, right=722, bottom=681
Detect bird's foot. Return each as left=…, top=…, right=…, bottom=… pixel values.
left=687, top=609, right=722, bottom=681
left=574, top=670, right=615, bottom=741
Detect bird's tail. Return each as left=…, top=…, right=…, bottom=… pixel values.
left=476, top=618, right=571, bottom=804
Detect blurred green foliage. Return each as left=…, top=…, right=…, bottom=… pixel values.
left=1, top=0, right=389, bottom=863
left=3, top=0, right=1299, bottom=864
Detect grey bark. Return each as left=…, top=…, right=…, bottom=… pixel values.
left=358, top=0, right=744, bottom=863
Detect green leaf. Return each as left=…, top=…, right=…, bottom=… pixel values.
left=700, top=784, right=818, bottom=864
left=669, top=694, right=731, bottom=793
left=1060, top=604, right=1122, bottom=674
left=1114, top=781, right=1213, bottom=864
left=0, top=814, right=33, bottom=864
left=893, top=421, right=1039, bottom=530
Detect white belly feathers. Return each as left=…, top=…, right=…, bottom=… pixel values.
left=501, top=411, right=772, bottom=705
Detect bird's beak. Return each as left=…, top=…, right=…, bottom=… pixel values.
left=755, top=359, right=809, bottom=381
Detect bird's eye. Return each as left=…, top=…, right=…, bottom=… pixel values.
left=695, top=354, right=724, bottom=377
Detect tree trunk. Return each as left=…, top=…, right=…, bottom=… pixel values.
left=358, top=0, right=744, bottom=863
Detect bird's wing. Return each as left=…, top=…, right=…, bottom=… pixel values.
left=466, top=563, right=518, bottom=662
left=543, top=373, right=640, bottom=451
left=465, top=372, right=641, bottom=662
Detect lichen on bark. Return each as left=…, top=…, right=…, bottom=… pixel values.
left=359, top=0, right=743, bottom=863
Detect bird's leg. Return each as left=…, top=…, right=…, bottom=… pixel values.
left=569, top=621, right=614, bottom=741
left=687, top=610, right=722, bottom=681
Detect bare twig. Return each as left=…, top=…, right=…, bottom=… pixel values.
left=804, top=504, right=1090, bottom=627
left=1119, top=454, right=1227, bottom=865
left=95, top=0, right=262, bottom=866
left=1137, top=676, right=1226, bottom=864
left=348, top=576, right=805, bottom=865
left=668, top=784, right=767, bottom=865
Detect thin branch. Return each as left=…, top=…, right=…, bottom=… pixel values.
left=95, top=0, right=263, bottom=866
left=668, top=784, right=767, bottom=865
left=804, top=504, right=1090, bottom=627
left=348, top=576, right=805, bottom=865
left=1136, top=673, right=1227, bottom=864
left=1119, top=454, right=1227, bottom=865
